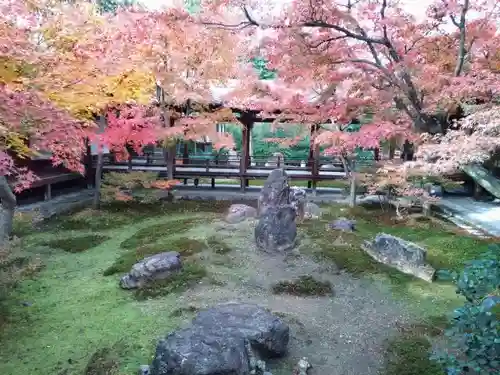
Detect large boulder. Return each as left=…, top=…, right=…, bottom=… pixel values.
left=257, top=169, right=291, bottom=216
left=119, top=251, right=182, bottom=289
left=225, top=204, right=257, bottom=224
left=150, top=303, right=290, bottom=375
left=255, top=206, right=297, bottom=254
left=362, top=234, right=436, bottom=282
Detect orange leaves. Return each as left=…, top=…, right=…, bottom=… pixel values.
left=151, top=179, right=180, bottom=190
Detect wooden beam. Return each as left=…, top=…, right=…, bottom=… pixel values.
left=308, top=124, right=320, bottom=192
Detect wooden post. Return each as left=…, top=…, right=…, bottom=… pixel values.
left=44, top=184, right=52, bottom=201
left=473, top=182, right=484, bottom=200
left=239, top=112, right=254, bottom=192
left=182, top=141, right=189, bottom=165
left=308, top=124, right=319, bottom=193
left=312, top=143, right=319, bottom=195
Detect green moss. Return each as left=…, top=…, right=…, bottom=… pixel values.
left=134, top=262, right=207, bottom=300
left=206, top=236, right=232, bottom=254
left=84, top=347, right=119, bottom=375
left=271, top=275, right=333, bottom=297
left=384, top=332, right=444, bottom=375
left=42, top=235, right=110, bottom=253
left=120, top=219, right=200, bottom=249
left=169, top=238, right=206, bottom=255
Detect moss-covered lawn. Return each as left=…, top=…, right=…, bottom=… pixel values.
left=0, top=200, right=493, bottom=375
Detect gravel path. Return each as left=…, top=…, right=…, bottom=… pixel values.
left=175, top=219, right=413, bottom=375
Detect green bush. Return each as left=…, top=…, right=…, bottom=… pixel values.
left=432, top=247, right=499, bottom=375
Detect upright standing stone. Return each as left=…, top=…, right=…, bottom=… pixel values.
left=257, top=168, right=291, bottom=216
left=255, top=169, right=297, bottom=253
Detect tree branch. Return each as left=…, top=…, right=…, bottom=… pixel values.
left=453, top=0, right=470, bottom=77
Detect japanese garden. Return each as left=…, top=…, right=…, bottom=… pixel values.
left=0, top=1, right=499, bottom=375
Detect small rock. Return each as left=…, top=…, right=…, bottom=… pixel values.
left=119, top=251, right=182, bottom=289
left=225, top=204, right=257, bottom=224
left=328, top=217, right=356, bottom=232
left=303, top=202, right=322, bottom=219
left=138, top=364, right=150, bottom=375
left=295, top=357, right=312, bottom=375
left=290, top=187, right=307, bottom=219
left=21, top=301, right=32, bottom=307
left=255, top=359, right=266, bottom=371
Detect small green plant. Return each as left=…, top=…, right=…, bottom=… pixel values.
left=431, top=247, right=499, bottom=375
left=43, top=235, right=110, bottom=253
left=271, top=275, right=333, bottom=297
left=134, top=262, right=207, bottom=300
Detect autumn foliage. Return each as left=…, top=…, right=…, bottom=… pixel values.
left=1, top=0, right=500, bottom=204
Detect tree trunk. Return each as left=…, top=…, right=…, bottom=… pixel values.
left=167, top=145, right=175, bottom=180
left=349, top=173, right=357, bottom=207
left=340, top=154, right=357, bottom=207
left=93, top=115, right=107, bottom=209
left=0, top=176, right=16, bottom=246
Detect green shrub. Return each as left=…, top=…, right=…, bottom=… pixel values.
left=431, top=247, right=499, bottom=375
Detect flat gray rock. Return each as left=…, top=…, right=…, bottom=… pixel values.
left=362, top=233, right=435, bottom=282
left=150, top=303, right=289, bottom=375
left=119, top=251, right=182, bottom=289
left=329, top=217, right=356, bottom=232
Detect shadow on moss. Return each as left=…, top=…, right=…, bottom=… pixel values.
left=84, top=347, right=120, bottom=375
left=272, top=275, right=333, bottom=297
left=103, top=238, right=206, bottom=276
left=169, top=305, right=199, bottom=317
left=42, top=235, right=110, bottom=253
left=206, top=236, right=232, bottom=254
left=120, top=219, right=202, bottom=249
left=134, top=262, right=207, bottom=300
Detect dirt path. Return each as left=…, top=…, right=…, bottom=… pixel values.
left=172, top=219, right=413, bottom=375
